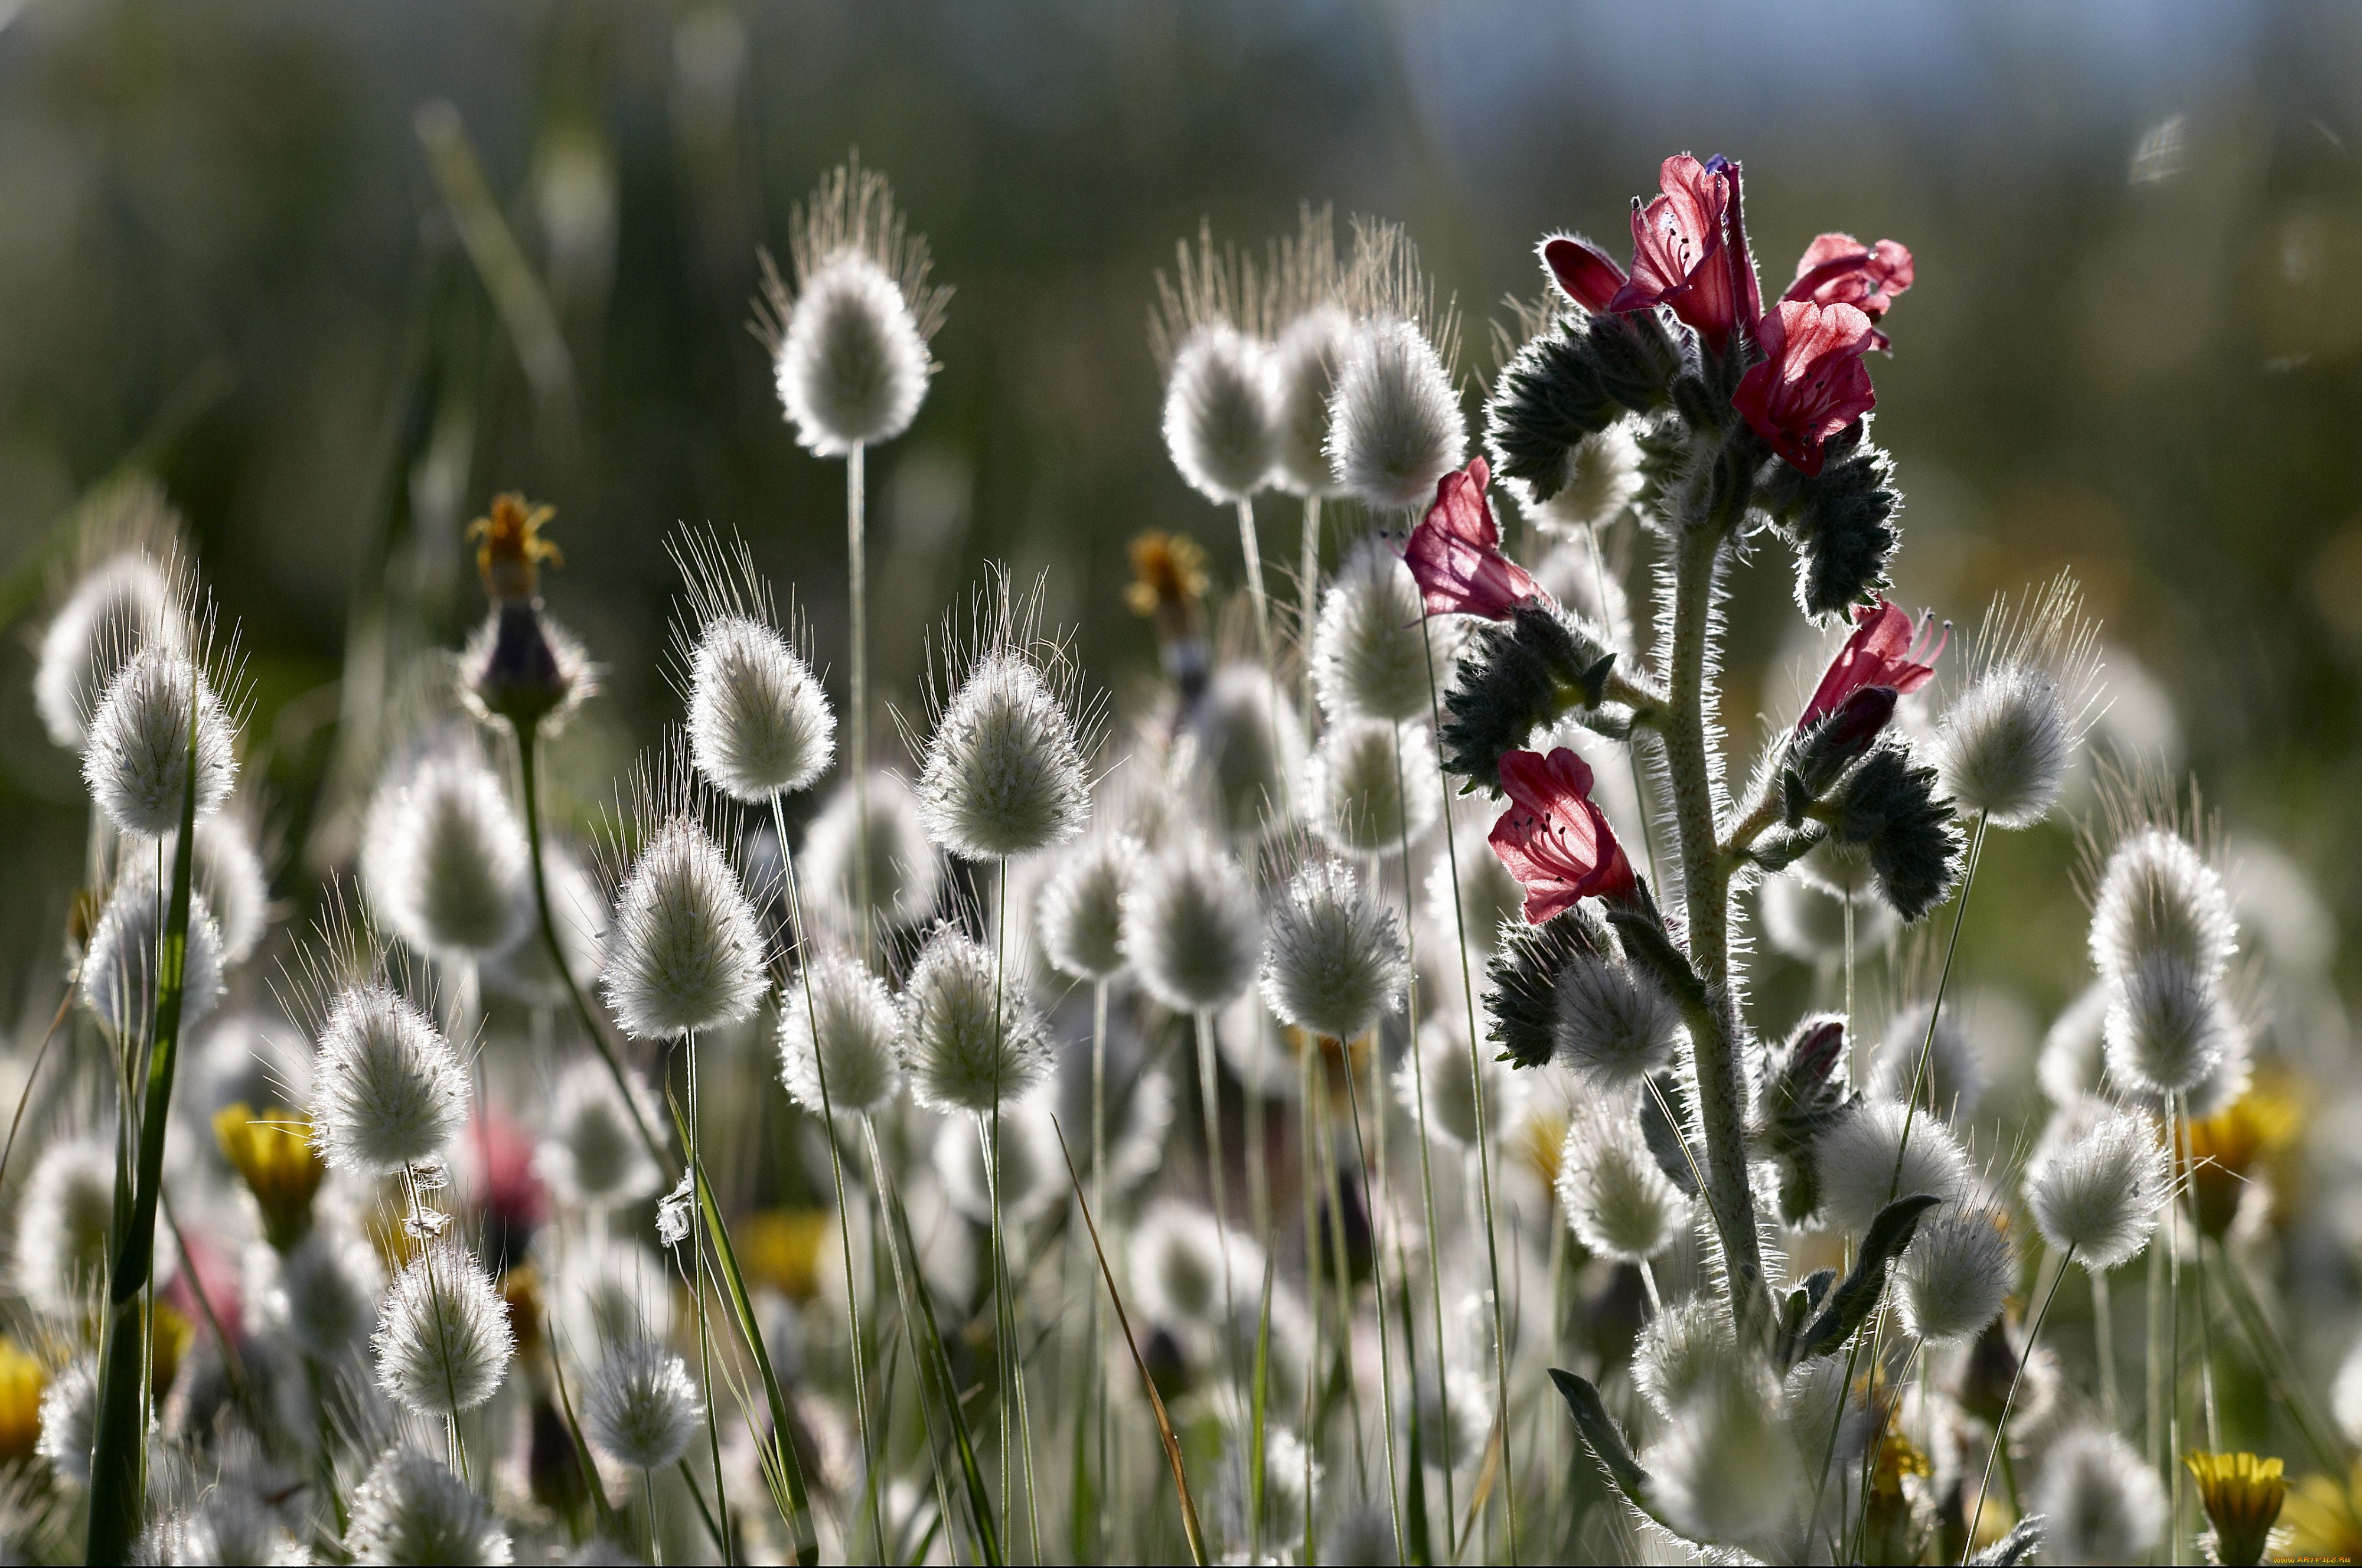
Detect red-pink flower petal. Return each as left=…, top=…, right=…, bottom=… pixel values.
left=1731, top=299, right=1878, bottom=476
left=1488, top=747, right=1636, bottom=923
left=1403, top=457, right=1536, bottom=620
left=1787, top=233, right=1915, bottom=322
left=1542, top=235, right=1629, bottom=315
left=1608, top=155, right=1751, bottom=355
left=1797, top=596, right=1945, bottom=730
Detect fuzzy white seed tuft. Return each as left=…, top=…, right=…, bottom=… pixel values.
left=11, top=1140, right=117, bottom=1320
left=35, top=551, right=187, bottom=752
left=1307, top=717, right=1440, bottom=858
left=310, top=984, right=471, bottom=1175
left=1162, top=323, right=1277, bottom=504
left=585, top=1337, right=704, bottom=1471
left=1176, top=664, right=1307, bottom=842
left=189, top=816, right=270, bottom=964
left=1632, top=1295, right=1738, bottom=1419
left=361, top=746, right=531, bottom=961
left=1311, top=537, right=1455, bottom=724
left=260, top=1228, right=383, bottom=1364
left=1260, top=860, right=1410, bottom=1043
left=373, top=1243, right=515, bottom=1417
left=2025, top=1103, right=2165, bottom=1269
left=1812, top=1097, right=1971, bottom=1237
left=917, top=649, right=1091, bottom=861
left=1270, top=304, right=1353, bottom=497
left=1429, top=819, right=1525, bottom=963
left=778, top=950, right=905, bottom=1116
left=1556, top=1105, right=1689, bottom=1263
left=2033, top=1427, right=2167, bottom=1566
left=602, top=816, right=767, bottom=1040
left=2038, top=980, right=2112, bottom=1108
left=687, top=614, right=836, bottom=802
left=536, top=1060, right=663, bottom=1211
left=79, top=859, right=226, bottom=1038
left=1867, top=1001, right=1983, bottom=1125
left=2102, top=953, right=2240, bottom=1099
left=1128, top=1199, right=1260, bottom=1342
left=345, top=1446, right=513, bottom=1566
left=1122, top=838, right=1262, bottom=1015
left=36, top=1356, right=99, bottom=1486
left=1035, top=834, right=1139, bottom=981
left=899, top=922, right=1052, bottom=1114
left=801, top=770, right=941, bottom=935
left=2090, top=826, right=2237, bottom=985
left=83, top=646, right=236, bottom=838
left=1648, top=1373, right=1802, bottom=1550
left=1934, top=661, right=2070, bottom=828
left=935, top=1097, right=1066, bottom=1227
left=1523, top=422, right=1644, bottom=535
left=1552, top=948, right=1686, bottom=1089
left=1896, top=1206, right=2014, bottom=1344
left=1327, top=316, right=1466, bottom=511
left=1395, top=1021, right=1517, bottom=1149
left=774, top=250, right=932, bottom=455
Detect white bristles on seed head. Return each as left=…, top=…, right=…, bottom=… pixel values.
left=2089, top=823, right=2236, bottom=986
left=585, top=1337, right=704, bottom=1471
left=801, top=769, right=941, bottom=935
left=778, top=950, right=905, bottom=1116
left=671, top=528, right=834, bottom=803
left=936, top=1096, right=1065, bottom=1226
left=36, top=1356, right=99, bottom=1485
left=1128, top=1199, right=1261, bottom=1340
left=900, top=921, right=1052, bottom=1114
left=536, top=1059, right=663, bottom=1211
left=550, top=1236, right=678, bottom=1353
left=1934, top=572, right=2100, bottom=829
left=1556, top=1103, right=1689, bottom=1262
left=1648, top=1372, right=1802, bottom=1550
left=1896, top=1206, right=2014, bottom=1344
left=11, top=1139, right=116, bottom=1319
left=601, top=789, right=767, bottom=1040
left=1311, top=537, right=1455, bottom=726
left=2102, top=952, right=2242, bottom=1099
left=80, top=858, right=226, bottom=1038
left=37, top=545, right=190, bottom=753
left=257, top=1227, right=382, bottom=1364
left=373, top=1242, right=514, bottom=1417
left=361, top=742, right=531, bottom=961
left=84, top=644, right=237, bottom=838
left=1812, top=1097, right=1971, bottom=1236
left=1307, top=718, right=1440, bottom=858
left=1035, top=834, right=1139, bottom=981
left=309, top=983, right=470, bottom=1175
left=1327, top=221, right=1465, bottom=511
left=188, top=815, right=269, bottom=963
left=755, top=155, right=945, bottom=456
left=1867, top=1001, right=1983, bottom=1125
left=1632, top=1295, right=1738, bottom=1418
left=1122, top=837, right=1261, bottom=1015
left=2038, top=979, right=2112, bottom=1107
left=1396, top=1018, right=1518, bottom=1149
left=345, top=1446, right=514, bottom=1566
left=1152, top=224, right=1275, bottom=504
left=1175, top=664, right=1307, bottom=842
left=1269, top=206, right=1350, bottom=498
left=1260, top=858, right=1409, bottom=1043
left=2033, top=1427, right=2167, bottom=1566
left=2025, top=1102, right=2165, bottom=1269
left=1552, top=948, right=1685, bottom=1089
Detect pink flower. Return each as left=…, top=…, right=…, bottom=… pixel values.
left=462, top=1109, right=549, bottom=1231
left=1403, top=456, right=1536, bottom=620
left=165, top=1229, right=244, bottom=1344
left=1797, top=597, right=1943, bottom=731
left=1609, top=154, right=1761, bottom=355
left=1488, top=747, right=1637, bottom=923
left=1731, top=298, right=1878, bottom=476
left=1785, top=233, right=1914, bottom=347
left=1541, top=235, right=1628, bottom=315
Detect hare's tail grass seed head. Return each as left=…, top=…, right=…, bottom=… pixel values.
left=778, top=949, right=905, bottom=1117
left=670, top=527, right=836, bottom=803
left=1934, top=571, right=2101, bottom=830
left=598, top=741, right=768, bottom=1041
left=1269, top=204, right=1351, bottom=499
left=36, top=483, right=194, bottom=753
left=1154, top=220, right=1277, bottom=505
left=1326, top=218, right=1466, bottom=512
left=900, top=920, right=1052, bottom=1114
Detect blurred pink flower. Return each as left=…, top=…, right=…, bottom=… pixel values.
left=1489, top=747, right=1636, bottom=923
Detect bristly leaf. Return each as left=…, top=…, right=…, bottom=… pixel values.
left=1822, top=741, right=1963, bottom=922
left=1485, top=905, right=1614, bottom=1069
left=1547, top=1368, right=1655, bottom=1518
left=1485, top=311, right=1679, bottom=502
left=1796, top=1193, right=1942, bottom=1361
left=1967, top=1515, right=2045, bottom=1565
left=1639, top=1070, right=1699, bottom=1196
left=1438, top=600, right=1617, bottom=794
left=1603, top=878, right=1707, bottom=1015
left=1754, top=1015, right=1857, bottom=1225
left=1759, top=424, right=1901, bottom=618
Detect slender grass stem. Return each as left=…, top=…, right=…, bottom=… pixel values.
left=1962, top=1243, right=2074, bottom=1564
left=848, top=442, right=874, bottom=966
left=1191, top=1010, right=1244, bottom=1400
left=1298, top=495, right=1322, bottom=736
left=1090, top=976, right=1110, bottom=1559
left=682, top=1030, right=735, bottom=1563
left=1340, top=1035, right=1407, bottom=1564
left=987, top=861, right=1040, bottom=1560
left=1887, top=813, right=1989, bottom=1204
left=2094, top=1265, right=2118, bottom=1427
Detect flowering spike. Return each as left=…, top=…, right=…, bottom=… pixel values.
left=1486, top=746, right=1636, bottom=923
left=1798, top=597, right=1944, bottom=730
left=1732, top=299, right=1880, bottom=475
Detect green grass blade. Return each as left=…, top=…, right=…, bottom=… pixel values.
left=1250, top=1249, right=1274, bottom=1562
left=879, top=1155, right=1003, bottom=1566
left=85, top=683, right=202, bottom=1564
left=549, top=1328, right=625, bottom=1541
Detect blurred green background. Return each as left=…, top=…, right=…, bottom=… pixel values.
left=4, top=0, right=2362, bottom=1024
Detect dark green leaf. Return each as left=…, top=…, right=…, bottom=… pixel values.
left=1799, top=1193, right=1942, bottom=1359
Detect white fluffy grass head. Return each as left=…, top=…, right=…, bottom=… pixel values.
left=80, top=857, right=226, bottom=1039
left=1757, top=871, right=1896, bottom=963
left=345, top=1446, right=513, bottom=1566
left=1632, top=1294, right=1738, bottom=1419
left=602, top=802, right=767, bottom=1041
left=188, top=815, right=270, bottom=964
left=1307, top=717, right=1440, bottom=858
left=310, top=983, right=470, bottom=1175
left=2034, top=1427, right=2167, bottom=1566
left=1122, top=837, right=1262, bottom=1015
left=900, top=921, right=1052, bottom=1113
left=1328, top=314, right=1465, bottom=512
left=1310, top=536, right=1452, bottom=725
left=585, top=1337, right=704, bottom=1471
left=551, top=1236, right=677, bottom=1354
left=1523, top=420, right=1645, bottom=535
left=1152, top=226, right=1277, bottom=504
left=259, top=1227, right=382, bottom=1364
left=1128, top=1198, right=1260, bottom=1340
left=1552, top=948, right=1685, bottom=1089
left=83, top=644, right=237, bottom=838
left=483, top=838, right=605, bottom=1004
left=1395, top=1018, right=1518, bottom=1149
left=2025, top=1102, right=2165, bottom=1269
left=1429, top=818, right=1524, bottom=963
left=2089, top=824, right=2237, bottom=986
left=1934, top=572, right=2100, bottom=830
left=935, top=1096, right=1065, bottom=1226
left=1176, top=664, right=1307, bottom=842
left=1271, top=303, right=1353, bottom=497
left=11, top=1138, right=116, bottom=1319
left=1647, top=1371, right=1801, bottom=1550
left=1035, top=834, right=1139, bottom=981
left=801, top=769, right=941, bottom=936
left=916, top=574, right=1095, bottom=861
left=755, top=158, right=945, bottom=456
left=778, top=950, right=905, bottom=1116
left=373, top=1242, right=515, bottom=1417
left=37, top=544, right=188, bottom=753
left=536, top=1059, right=663, bottom=1211
left=1896, top=1205, right=2014, bottom=1344
left=2038, top=979, right=2112, bottom=1108
left=1260, top=858, right=1409, bottom=1043
left=2102, top=953, right=2242, bottom=1099
left=1812, top=1096, right=1970, bottom=1237
left=1867, top=1000, right=1983, bottom=1125
left=36, top=1355, right=99, bottom=1485
left=361, top=743, right=530, bottom=961
left=1556, top=1103, right=1689, bottom=1262
left=673, top=534, right=836, bottom=803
